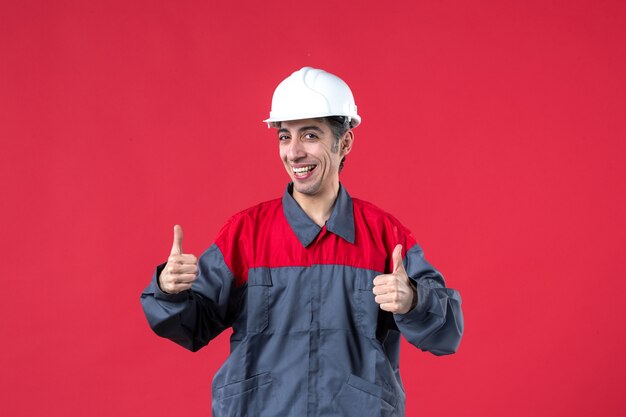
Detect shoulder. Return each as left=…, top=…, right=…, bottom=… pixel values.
left=351, top=196, right=417, bottom=247
left=227, top=197, right=282, bottom=223
left=211, top=197, right=283, bottom=280
left=215, top=197, right=283, bottom=242
left=352, top=197, right=409, bottom=230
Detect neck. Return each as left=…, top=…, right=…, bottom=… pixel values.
left=292, top=181, right=340, bottom=227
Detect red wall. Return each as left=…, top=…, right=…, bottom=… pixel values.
left=1, top=0, right=625, bottom=416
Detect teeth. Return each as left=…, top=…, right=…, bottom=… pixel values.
left=293, top=165, right=315, bottom=173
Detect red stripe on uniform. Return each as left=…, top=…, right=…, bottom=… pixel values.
left=215, top=198, right=417, bottom=287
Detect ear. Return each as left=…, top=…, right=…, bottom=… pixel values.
left=340, top=130, right=354, bottom=158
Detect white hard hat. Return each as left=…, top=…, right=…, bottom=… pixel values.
left=264, top=67, right=361, bottom=128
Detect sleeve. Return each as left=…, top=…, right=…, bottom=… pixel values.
left=140, top=243, right=244, bottom=352
left=393, top=243, right=464, bottom=356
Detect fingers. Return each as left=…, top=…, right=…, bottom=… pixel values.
left=165, top=260, right=198, bottom=275
left=160, top=276, right=195, bottom=294
left=372, top=274, right=399, bottom=301
left=161, top=224, right=198, bottom=294
left=372, top=245, right=412, bottom=314
left=374, top=291, right=401, bottom=305
left=160, top=262, right=198, bottom=294
left=374, top=281, right=412, bottom=313
left=167, top=253, right=198, bottom=265
left=170, top=224, right=183, bottom=256
left=372, top=274, right=392, bottom=290
left=169, top=274, right=197, bottom=284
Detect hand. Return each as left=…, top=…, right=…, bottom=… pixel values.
left=373, top=244, right=417, bottom=314
left=159, top=225, right=198, bottom=294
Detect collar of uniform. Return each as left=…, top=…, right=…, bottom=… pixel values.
left=282, top=183, right=355, bottom=247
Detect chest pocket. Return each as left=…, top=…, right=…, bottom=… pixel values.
left=355, top=272, right=380, bottom=338
left=246, top=269, right=272, bottom=333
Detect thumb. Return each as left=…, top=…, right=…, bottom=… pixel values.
left=170, top=224, right=183, bottom=256
left=392, top=244, right=406, bottom=274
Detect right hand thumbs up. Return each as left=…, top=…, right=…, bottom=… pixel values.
left=159, top=225, right=198, bottom=294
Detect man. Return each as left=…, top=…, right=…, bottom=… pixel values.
left=141, top=67, right=463, bottom=417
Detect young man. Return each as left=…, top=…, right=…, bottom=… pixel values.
left=141, top=67, right=463, bottom=417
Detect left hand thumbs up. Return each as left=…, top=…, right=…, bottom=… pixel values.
left=373, top=244, right=417, bottom=314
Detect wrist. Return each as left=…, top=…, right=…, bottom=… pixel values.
left=409, top=280, right=417, bottom=311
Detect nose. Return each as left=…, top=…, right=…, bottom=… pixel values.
left=286, top=138, right=306, bottom=161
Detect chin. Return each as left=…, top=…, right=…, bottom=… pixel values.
left=293, top=182, right=322, bottom=196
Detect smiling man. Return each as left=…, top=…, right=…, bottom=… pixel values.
left=141, top=67, right=463, bottom=417
left=277, top=117, right=353, bottom=226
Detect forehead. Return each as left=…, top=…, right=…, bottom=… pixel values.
left=275, top=118, right=331, bottom=132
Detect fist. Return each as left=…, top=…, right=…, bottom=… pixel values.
left=159, top=225, right=198, bottom=294
left=372, top=244, right=417, bottom=314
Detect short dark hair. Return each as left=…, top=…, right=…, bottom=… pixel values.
left=325, top=116, right=351, bottom=172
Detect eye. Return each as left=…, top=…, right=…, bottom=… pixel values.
left=278, top=134, right=291, bottom=141
left=304, top=133, right=318, bottom=140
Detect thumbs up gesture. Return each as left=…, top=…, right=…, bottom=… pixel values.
left=159, top=225, right=198, bottom=294
left=373, top=244, right=417, bottom=314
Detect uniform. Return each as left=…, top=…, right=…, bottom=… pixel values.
left=141, top=184, right=463, bottom=417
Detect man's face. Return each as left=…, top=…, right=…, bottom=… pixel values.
left=277, top=118, right=352, bottom=198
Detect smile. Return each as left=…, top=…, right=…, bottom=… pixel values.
left=292, top=165, right=317, bottom=178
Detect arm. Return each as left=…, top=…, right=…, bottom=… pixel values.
left=140, top=226, right=243, bottom=352
left=393, top=243, right=464, bottom=356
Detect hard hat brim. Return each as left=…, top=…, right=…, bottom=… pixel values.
left=263, top=113, right=361, bottom=128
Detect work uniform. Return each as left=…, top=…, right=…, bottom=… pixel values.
left=141, top=184, right=463, bottom=417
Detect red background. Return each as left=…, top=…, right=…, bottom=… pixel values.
left=1, top=0, right=625, bottom=416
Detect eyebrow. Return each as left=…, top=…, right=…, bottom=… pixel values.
left=277, top=125, right=324, bottom=135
